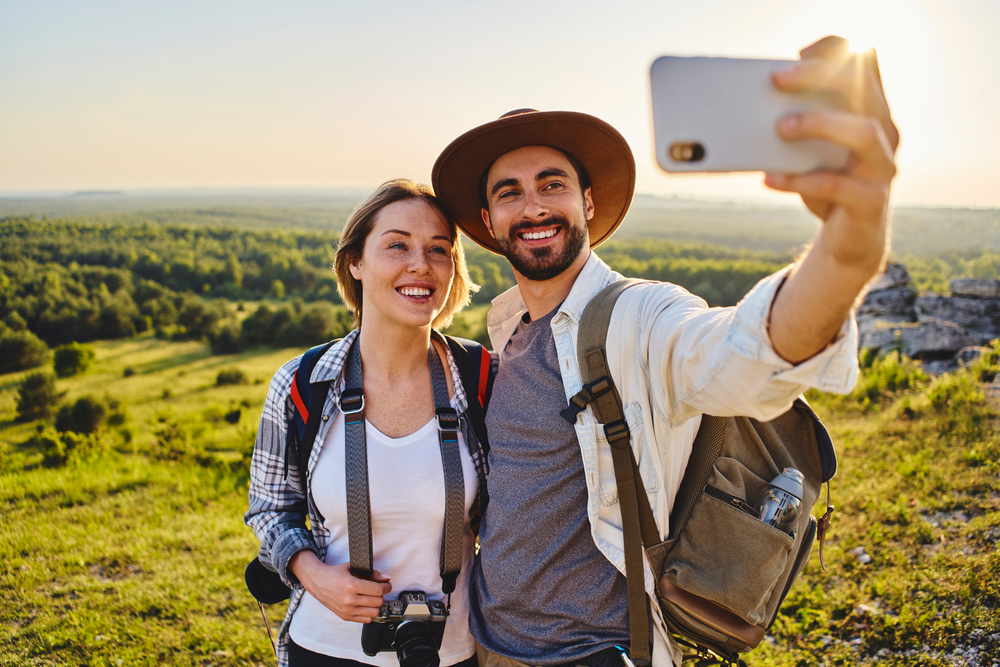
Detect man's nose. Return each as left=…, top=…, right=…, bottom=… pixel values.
left=523, top=190, right=549, bottom=218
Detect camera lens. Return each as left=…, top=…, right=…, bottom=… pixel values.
left=394, top=620, right=441, bottom=667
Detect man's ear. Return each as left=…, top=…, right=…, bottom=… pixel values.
left=481, top=208, right=495, bottom=237
left=583, top=187, right=595, bottom=221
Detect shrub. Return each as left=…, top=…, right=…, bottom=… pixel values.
left=15, top=372, right=65, bottom=422
left=123, top=366, right=136, bottom=377
left=216, top=367, right=248, bottom=386
left=0, top=327, right=50, bottom=374
left=224, top=407, right=242, bottom=424
left=209, top=319, right=244, bottom=355
left=850, top=350, right=928, bottom=408
left=55, top=395, right=108, bottom=434
left=33, top=427, right=103, bottom=468
left=152, top=414, right=200, bottom=460
left=53, top=342, right=96, bottom=378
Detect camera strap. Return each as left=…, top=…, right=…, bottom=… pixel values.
left=342, top=338, right=466, bottom=596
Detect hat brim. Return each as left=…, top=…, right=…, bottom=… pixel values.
left=432, top=111, right=635, bottom=254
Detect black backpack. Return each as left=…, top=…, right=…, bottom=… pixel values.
left=245, top=335, right=494, bottom=607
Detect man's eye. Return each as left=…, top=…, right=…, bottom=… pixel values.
left=543, top=181, right=563, bottom=190
left=497, top=190, right=517, bottom=200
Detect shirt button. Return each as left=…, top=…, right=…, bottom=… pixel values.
left=322, top=415, right=329, bottom=421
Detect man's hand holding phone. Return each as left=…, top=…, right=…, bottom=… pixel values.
left=766, top=35, right=899, bottom=364
left=650, top=35, right=898, bottom=364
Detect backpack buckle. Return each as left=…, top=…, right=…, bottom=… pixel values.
left=560, top=376, right=614, bottom=424
left=436, top=407, right=460, bottom=433
left=339, top=388, right=365, bottom=415
left=604, top=419, right=630, bottom=449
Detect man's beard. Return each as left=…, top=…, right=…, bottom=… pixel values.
left=495, top=215, right=589, bottom=282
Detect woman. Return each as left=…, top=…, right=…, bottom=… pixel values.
left=246, top=179, right=487, bottom=667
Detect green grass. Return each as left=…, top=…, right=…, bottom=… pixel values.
left=2, top=337, right=999, bottom=665
left=756, top=348, right=1000, bottom=666
left=1, top=453, right=284, bottom=666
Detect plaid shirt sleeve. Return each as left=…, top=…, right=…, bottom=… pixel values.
left=244, top=353, right=318, bottom=589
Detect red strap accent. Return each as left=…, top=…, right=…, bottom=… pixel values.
left=477, top=348, right=490, bottom=409
left=289, top=370, right=310, bottom=423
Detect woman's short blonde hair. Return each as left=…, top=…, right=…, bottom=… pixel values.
left=334, top=179, right=479, bottom=330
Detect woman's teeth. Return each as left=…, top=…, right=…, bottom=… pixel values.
left=399, top=287, right=431, bottom=297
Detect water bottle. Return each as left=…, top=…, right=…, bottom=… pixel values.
left=759, top=468, right=804, bottom=535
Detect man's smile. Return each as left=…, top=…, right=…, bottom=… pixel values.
left=519, top=227, right=560, bottom=241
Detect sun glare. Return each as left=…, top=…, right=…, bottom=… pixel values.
left=847, top=38, right=874, bottom=55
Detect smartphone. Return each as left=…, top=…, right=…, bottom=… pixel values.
left=650, top=56, right=850, bottom=174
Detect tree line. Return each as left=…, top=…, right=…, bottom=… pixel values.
left=1, top=215, right=795, bottom=376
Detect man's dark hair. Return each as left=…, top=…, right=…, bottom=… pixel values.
left=478, top=147, right=592, bottom=211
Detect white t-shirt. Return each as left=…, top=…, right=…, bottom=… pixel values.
left=289, top=409, right=478, bottom=667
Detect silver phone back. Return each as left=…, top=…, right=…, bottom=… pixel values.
left=650, top=56, right=850, bottom=174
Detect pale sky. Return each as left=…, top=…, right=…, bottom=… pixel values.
left=1, top=0, right=997, bottom=207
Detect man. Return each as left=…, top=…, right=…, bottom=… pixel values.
left=431, top=37, right=897, bottom=667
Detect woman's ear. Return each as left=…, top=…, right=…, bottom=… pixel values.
left=349, top=260, right=362, bottom=281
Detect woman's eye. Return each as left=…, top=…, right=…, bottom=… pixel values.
left=389, top=241, right=407, bottom=250
left=430, top=246, right=449, bottom=255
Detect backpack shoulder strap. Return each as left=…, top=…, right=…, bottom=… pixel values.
left=565, top=278, right=655, bottom=666
left=286, top=339, right=338, bottom=484
left=444, top=335, right=493, bottom=453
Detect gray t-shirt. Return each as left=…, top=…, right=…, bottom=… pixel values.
left=469, top=306, right=630, bottom=664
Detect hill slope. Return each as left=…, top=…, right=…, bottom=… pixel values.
left=1, top=342, right=998, bottom=666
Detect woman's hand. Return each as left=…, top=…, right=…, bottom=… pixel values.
left=290, top=550, right=393, bottom=623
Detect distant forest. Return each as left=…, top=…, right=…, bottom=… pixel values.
left=2, top=200, right=998, bottom=375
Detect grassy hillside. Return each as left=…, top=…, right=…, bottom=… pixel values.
left=2, top=339, right=999, bottom=666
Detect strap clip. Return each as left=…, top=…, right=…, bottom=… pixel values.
left=604, top=419, right=631, bottom=449
left=560, top=376, right=614, bottom=424
left=436, top=407, right=460, bottom=433
left=339, top=388, right=365, bottom=415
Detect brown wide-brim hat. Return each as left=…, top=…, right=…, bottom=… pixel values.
left=432, top=109, right=636, bottom=254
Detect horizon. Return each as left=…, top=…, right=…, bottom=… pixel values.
left=1, top=186, right=997, bottom=212
left=2, top=0, right=998, bottom=207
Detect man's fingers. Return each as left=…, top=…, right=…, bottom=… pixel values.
left=775, top=52, right=899, bottom=153
left=798, top=35, right=851, bottom=61
left=778, top=111, right=895, bottom=179
left=764, top=171, right=889, bottom=219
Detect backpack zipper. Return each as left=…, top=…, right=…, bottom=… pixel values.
left=705, top=484, right=760, bottom=520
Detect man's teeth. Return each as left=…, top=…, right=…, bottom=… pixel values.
left=521, top=228, right=557, bottom=240
left=399, top=287, right=431, bottom=297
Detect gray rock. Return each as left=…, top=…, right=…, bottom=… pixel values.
left=858, top=287, right=917, bottom=320
left=951, top=278, right=1000, bottom=299
left=859, top=318, right=981, bottom=359
left=915, top=294, right=1000, bottom=340
left=923, top=359, right=959, bottom=376
left=956, top=346, right=987, bottom=366
left=869, top=263, right=912, bottom=292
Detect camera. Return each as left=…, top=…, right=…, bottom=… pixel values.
left=360, top=590, right=449, bottom=667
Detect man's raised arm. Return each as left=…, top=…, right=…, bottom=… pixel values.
left=764, top=36, right=899, bottom=364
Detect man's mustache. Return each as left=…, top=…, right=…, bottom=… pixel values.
left=508, top=216, right=569, bottom=239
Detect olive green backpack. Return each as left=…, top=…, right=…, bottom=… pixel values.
left=563, top=279, right=837, bottom=667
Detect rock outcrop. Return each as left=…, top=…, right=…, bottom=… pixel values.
left=857, top=265, right=1000, bottom=373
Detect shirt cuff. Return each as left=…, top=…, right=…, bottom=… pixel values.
left=273, top=528, right=319, bottom=589
left=726, top=265, right=860, bottom=396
